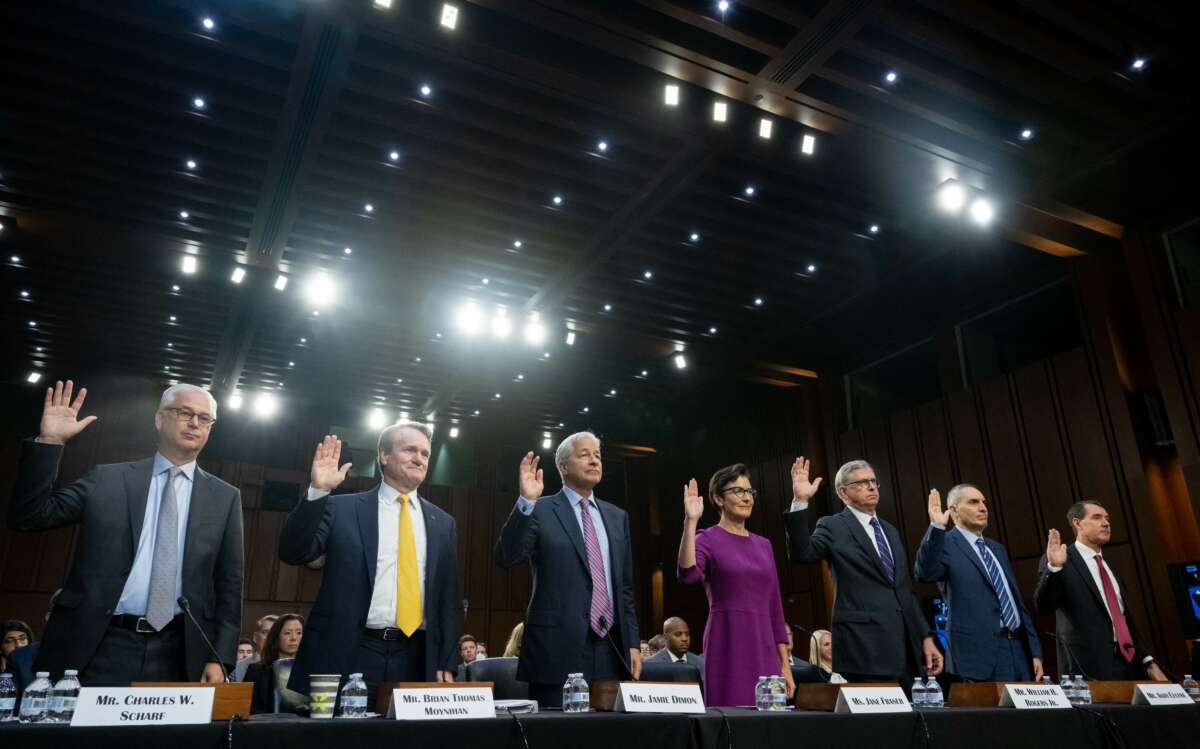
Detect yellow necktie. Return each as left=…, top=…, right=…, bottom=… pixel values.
left=395, top=494, right=421, bottom=635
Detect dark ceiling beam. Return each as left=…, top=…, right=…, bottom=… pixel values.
left=750, top=0, right=887, bottom=90
left=210, top=9, right=363, bottom=397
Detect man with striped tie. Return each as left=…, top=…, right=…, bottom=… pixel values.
left=281, top=425, right=459, bottom=698
left=914, top=484, right=1043, bottom=681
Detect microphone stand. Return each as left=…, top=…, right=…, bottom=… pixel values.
left=178, top=596, right=230, bottom=683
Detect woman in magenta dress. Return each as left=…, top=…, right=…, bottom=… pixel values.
left=677, top=462, right=797, bottom=707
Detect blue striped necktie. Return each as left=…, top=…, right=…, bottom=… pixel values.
left=976, top=538, right=1020, bottom=631
left=869, top=517, right=895, bottom=583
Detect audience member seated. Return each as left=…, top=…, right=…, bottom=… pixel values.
left=465, top=655, right=529, bottom=699
left=645, top=617, right=704, bottom=679
left=639, top=640, right=651, bottom=659
left=455, top=634, right=478, bottom=681
left=646, top=634, right=666, bottom=657
left=233, top=615, right=279, bottom=682
left=808, top=628, right=847, bottom=683
left=1, top=620, right=33, bottom=675
left=244, top=614, right=306, bottom=713
left=475, top=642, right=488, bottom=660
left=502, top=622, right=524, bottom=658
left=237, top=638, right=255, bottom=662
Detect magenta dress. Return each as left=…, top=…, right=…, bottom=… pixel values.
left=677, top=526, right=790, bottom=707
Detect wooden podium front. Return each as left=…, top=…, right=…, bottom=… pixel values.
left=1088, top=681, right=1157, bottom=703
left=130, top=682, right=252, bottom=720
left=947, top=680, right=1161, bottom=706
left=794, top=683, right=899, bottom=711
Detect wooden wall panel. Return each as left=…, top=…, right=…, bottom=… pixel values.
left=979, top=376, right=1042, bottom=560
left=889, top=411, right=929, bottom=557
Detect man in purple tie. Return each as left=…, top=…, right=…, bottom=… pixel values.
left=495, top=432, right=642, bottom=708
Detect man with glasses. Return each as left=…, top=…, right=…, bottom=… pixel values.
left=784, top=458, right=942, bottom=685
left=9, top=380, right=243, bottom=685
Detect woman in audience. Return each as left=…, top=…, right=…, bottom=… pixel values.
left=808, top=628, right=847, bottom=683
left=502, top=622, right=524, bottom=657
left=678, top=463, right=795, bottom=706
left=1, top=620, right=34, bottom=674
left=244, top=613, right=305, bottom=713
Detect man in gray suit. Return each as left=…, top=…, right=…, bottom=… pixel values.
left=646, top=616, right=704, bottom=678
left=9, top=380, right=243, bottom=684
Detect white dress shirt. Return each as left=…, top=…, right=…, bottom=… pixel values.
left=308, top=482, right=427, bottom=629
left=115, top=453, right=195, bottom=616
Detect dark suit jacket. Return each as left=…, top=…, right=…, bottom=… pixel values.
left=494, top=489, right=639, bottom=685
left=914, top=525, right=1042, bottom=678
left=279, top=486, right=459, bottom=691
left=785, top=506, right=929, bottom=678
left=8, top=440, right=244, bottom=679
left=1033, top=544, right=1151, bottom=679
left=645, top=648, right=705, bottom=678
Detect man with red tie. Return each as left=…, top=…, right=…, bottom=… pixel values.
left=1035, top=501, right=1166, bottom=681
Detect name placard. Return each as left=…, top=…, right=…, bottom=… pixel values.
left=613, top=682, right=705, bottom=714
left=999, top=684, right=1071, bottom=709
left=71, top=687, right=214, bottom=726
left=1131, top=684, right=1194, bottom=706
left=388, top=687, right=494, bottom=720
left=834, top=686, right=911, bottom=714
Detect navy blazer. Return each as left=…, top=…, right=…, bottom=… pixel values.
left=279, top=486, right=459, bottom=691
left=494, top=489, right=639, bottom=685
left=785, top=506, right=930, bottom=678
left=913, top=525, right=1042, bottom=679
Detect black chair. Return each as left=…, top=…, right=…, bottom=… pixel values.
left=639, top=660, right=702, bottom=684
left=791, top=661, right=827, bottom=684
left=465, top=657, right=529, bottom=700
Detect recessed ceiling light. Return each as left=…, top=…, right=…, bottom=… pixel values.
left=397, top=377, right=403, bottom=383
left=374, top=0, right=393, bottom=8
left=543, top=352, right=550, bottom=358
left=440, top=4, right=459, bottom=30
left=230, top=267, right=246, bottom=284
left=494, top=393, right=502, bottom=399
left=253, top=392, right=277, bottom=418
left=582, top=406, right=590, bottom=413
left=300, top=337, right=307, bottom=343
left=449, top=426, right=460, bottom=438
left=474, top=409, right=480, bottom=416
left=597, top=140, right=608, bottom=152
left=312, top=310, right=320, bottom=316
left=26, top=371, right=42, bottom=384
left=709, top=326, right=717, bottom=334
left=758, top=119, right=773, bottom=139
left=513, top=239, right=523, bottom=249
left=884, top=70, right=898, bottom=84
left=179, top=210, right=190, bottom=220
left=674, top=354, right=687, bottom=369
left=304, top=271, right=337, bottom=307
left=192, top=96, right=206, bottom=110
left=172, top=284, right=181, bottom=292
left=516, top=374, right=524, bottom=381
left=807, top=263, right=817, bottom=273
left=603, top=303, right=612, bottom=312
left=718, top=0, right=731, bottom=11
left=455, top=302, right=484, bottom=335
left=274, top=275, right=288, bottom=290
left=20, top=290, right=29, bottom=298
left=1131, top=57, right=1147, bottom=71
left=969, top=198, right=995, bottom=226
left=610, top=388, right=617, bottom=396
left=552, top=195, right=563, bottom=206
left=801, top=133, right=816, bottom=155
left=166, top=342, right=173, bottom=348
left=28, top=320, right=36, bottom=327
left=664, top=84, right=680, bottom=106
left=342, top=247, right=353, bottom=256
left=753, top=297, right=763, bottom=306
left=523, top=315, right=546, bottom=345
left=641, top=370, right=648, bottom=377
left=744, top=185, right=756, bottom=197
left=181, top=255, right=197, bottom=274
left=435, top=332, right=442, bottom=338
left=228, top=393, right=243, bottom=411
left=368, top=408, right=387, bottom=429
left=288, top=361, right=295, bottom=367
left=415, top=356, right=422, bottom=362
left=481, top=277, right=490, bottom=285
left=1020, top=128, right=1034, bottom=141
left=712, top=101, right=728, bottom=123
left=201, top=17, right=215, bottom=31
left=869, top=224, right=880, bottom=234
left=185, top=159, right=197, bottom=170
left=690, top=232, right=700, bottom=242
left=643, top=270, right=653, bottom=280
left=491, top=309, right=512, bottom=339
left=419, top=84, right=432, bottom=97
left=542, top=437, right=552, bottom=450
left=364, top=203, right=374, bottom=213
left=565, top=331, right=576, bottom=345
left=937, top=181, right=967, bottom=213
left=388, top=150, right=400, bottom=162
left=169, top=315, right=177, bottom=322
left=10, top=255, right=20, bottom=263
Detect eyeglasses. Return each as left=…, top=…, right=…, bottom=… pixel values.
left=844, top=478, right=881, bottom=490
left=2, top=634, right=29, bottom=646
left=163, top=407, right=216, bottom=427
left=720, top=487, right=758, bottom=499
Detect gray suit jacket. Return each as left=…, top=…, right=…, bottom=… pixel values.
left=646, top=648, right=704, bottom=677
left=8, top=439, right=244, bottom=678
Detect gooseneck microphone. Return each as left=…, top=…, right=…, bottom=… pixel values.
left=599, top=616, right=636, bottom=680
left=790, top=623, right=829, bottom=682
left=179, top=596, right=230, bottom=682
left=1043, top=632, right=1092, bottom=682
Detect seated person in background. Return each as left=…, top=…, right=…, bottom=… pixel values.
left=234, top=615, right=278, bottom=682
left=236, top=638, right=255, bottom=662
left=502, top=623, right=524, bottom=658
left=646, top=617, right=704, bottom=679
left=475, top=643, right=488, bottom=660
left=455, top=634, right=478, bottom=680
left=244, top=614, right=306, bottom=713
left=639, top=640, right=651, bottom=660
left=646, top=634, right=666, bottom=658
left=808, top=629, right=847, bottom=683
left=2, top=620, right=33, bottom=675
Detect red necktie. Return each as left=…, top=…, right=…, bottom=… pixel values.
left=1095, top=555, right=1135, bottom=663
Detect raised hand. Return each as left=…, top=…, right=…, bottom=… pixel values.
left=683, top=479, right=704, bottom=521
left=38, top=380, right=98, bottom=445
left=927, top=488, right=950, bottom=526
left=518, top=451, right=544, bottom=501
left=791, top=456, right=823, bottom=502
left=310, top=435, right=352, bottom=492
left=1046, top=528, right=1068, bottom=567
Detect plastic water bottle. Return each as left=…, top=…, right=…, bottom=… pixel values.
left=766, top=675, right=787, bottom=711
left=1073, top=675, right=1091, bottom=705
left=754, top=676, right=768, bottom=710
left=47, top=670, right=81, bottom=723
left=337, top=673, right=369, bottom=718
left=1040, top=675, right=1052, bottom=686
left=1060, top=674, right=1077, bottom=704
left=1182, top=674, right=1199, bottom=702
left=571, top=674, right=590, bottom=712
left=911, top=677, right=927, bottom=708
left=0, top=673, right=17, bottom=722
left=924, top=676, right=944, bottom=709
left=19, top=672, right=52, bottom=723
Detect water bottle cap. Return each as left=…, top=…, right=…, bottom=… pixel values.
left=65, top=670, right=78, bottom=676
left=36, top=672, right=49, bottom=677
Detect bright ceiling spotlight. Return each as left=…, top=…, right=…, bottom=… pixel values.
left=603, top=303, right=612, bottom=312
left=690, top=232, right=700, bottom=242
left=181, top=255, right=197, bottom=274
left=26, top=371, right=42, bottom=384
left=274, top=275, right=288, bottom=291
left=552, top=195, right=564, bottom=206
left=440, top=4, right=459, bottom=30
left=1020, top=128, right=1034, bottom=141
left=884, top=70, right=898, bottom=84
left=801, top=133, right=816, bottom=155
left=449, top=426, right=460, bottom=439
left=192, top=96, right=206, bottom=110
left=758, top=118, right=773, bottom=139
left=231, top=267, right=246, bottom=284
left=227, top=393, right=243, bottom=411
left=718, top=1, right=731, bottom=11
left=597, top=140, right=608, bottom=152
left=367, top=408, right=387, bottom=429
left=491, top=308, right=512, bottom=339
left=807, top=263, right=817, bottom=273
left=674, top=354, right=687, bottom=370
left=419, top=84, right=432, bottom=97
left=969, top=197, right=995, bottom=226
left=388, top=150, right=400, bottom=162
left=712, top=101, right=728, bottom=122
left=937, top=181, right=967, bottom=214
left=542, top=437, right=552, bottom=450
left=363, top=203, right=374, bottom=213
left=185, top=159, right=197, bottom=170
left=565, top=331, right=576, bottom=346
left=753, top=296, right=763, bottom=306
left=743, top=185, right=756, bottom=197
left=513, top=239, right=523, bottom=249
left=709, top=326, right=717, bottom=334
left=643, top=270, right=653, bottom=280
left=252, top=391, right=277, bottom=418
left=523, top=313, right=546, bottom=345
left=869, top=224, right=880, bottom=234
left=304, top=271, right=337, bottom=307
left=201, top=17, right=215, bottom=31
left=1131, top=57, right=1146, bottom=71
left=179, top=210, right=190, bottom=220
left=454, top=301, right=484, bottom=335
left=664, top=84, right=680, bottom=106
left=374, top=0, right=393, bottom=8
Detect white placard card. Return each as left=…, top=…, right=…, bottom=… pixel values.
left=1131, top=684, right=1194, bottom=706
left=71, top=687, right=214, bottom=726
left=613, top=682, right=705, bottom=714
left=834, top=686, right=911, bottom=714
left=389, top=687, right=494, bottom=720
left=999, top=684, right=1072, bottom=709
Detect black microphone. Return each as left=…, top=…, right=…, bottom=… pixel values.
left=178, top=596, right=230, bottom=683
left=790, top=623, right=829, bottom=682
left=599, top=616, right=635, bottom=680
left=1043, top=631, right=1092, bottom=682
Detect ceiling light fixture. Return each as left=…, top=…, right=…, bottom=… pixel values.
left=449, top=426, right=460, bottom=439
left=1131, top=57, right=1147, bottom=71
left=419, top=84, right=432, bottom=97
left=565, top=331, right=576, bottom=346
left=179, top=210, right=190, bottom=220
left=709, top=326, right=718, bottom=334
left=368, top=408, right=387, bottom=429
left=969, top=198, right=995, bottom=226
left=801, top=133, right=816, bottom=155
left=227, top=393, right=243, bottom=411
left=274, top=275, right=288, bottom=291
left=1020, top=128, right=1034, bottom=141
left=388, top=150, right=400, bottom=162
left=664, top=84, right=680, bottom=106
left=374, top=0, right=393, bottom=8
left=869, top=224, right=880, bottom=234
left=192, top=96, right=206, bottom=110
left=542, top=437, right=552, bottom=450
left=807, top=263, right=817, bottom=273
left=712, top=101, right=728, bottom=122
left=643, top=270, right=653, bottom=280
left=674, top=354, right=687, bottom=369
left=201, top=17, right=215, bottom=31
left=690, top=232, right=700, bottom=242
left=552, top=195, right=563, bottom=206
left=26, top=371, right=42, bottom=384
left=185, top=159, right=197, bottom=170
left=753, top=296, right=763, bottom=306
left=304, top=271, right=337, bottom=307
left=597, top=140, right=608, bottom=152
left=523, top=313, right=546, bottom=345
left=937, top=180, right=967, bottom=214
left=253, top=392, right=278, bottom=418
left=743, top=185, right=756, bottom=197
left=603, top=303, right=612, bottom=312
left=181, top=255, right=197, bottom=274
left=440, top=4, right=459, bottom=30
left=512, top=239, right=523, bottom=249
left=231, top=266, right=246, bottom=284
left=455, top=301, right=483, bottom=335
left=491, top=308, right=512, bottom=339
left=884, top=70, right=898, bottom=84
left=758, top=118, right=773, bottom=139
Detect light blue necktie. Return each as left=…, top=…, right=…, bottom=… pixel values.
left=976, top=538, right=1020, bottom=632
left=145, top=467, right=181, bottom=630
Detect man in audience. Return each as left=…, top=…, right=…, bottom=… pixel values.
left=237, top=638, right=255, bottom=661
left=253, top=615, right=279, bottom=658
left=456, top=634, right=478, bottom=680
left=1035, top=501, right=1166, bottom=680
left=9, top=380, right=242, bottom=684
left=646, top=635, right=666, bottom=657
left=475, top=642, right=488, bottom=660
left=646, top=616, right=704, bottom=678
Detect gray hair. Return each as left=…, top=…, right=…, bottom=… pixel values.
left=377, top=421, right=433, bottom=456
left=159, top=383, right=218, bottom=418
left=834, top=460, right=874, bottom=487
left=555, top=431, right=600, bottom=475
left=946, top=483, right=979, bottom=508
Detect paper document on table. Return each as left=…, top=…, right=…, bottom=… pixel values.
left=495, top=699, right=539, bottom=714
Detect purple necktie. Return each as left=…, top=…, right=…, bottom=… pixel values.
left=580, top=496, right=613, bottom=637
